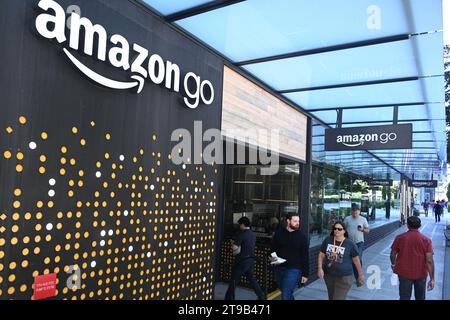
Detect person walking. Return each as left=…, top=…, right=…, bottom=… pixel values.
left=440, top=199, right=446, bottom=217
left=271, top=212, right=309, bottom=300
left=317, top=222, right=364, bottom=300
left=385, top=199, right=391, bottom=219
left=434, top=200, right=442, bottom=223
left=390, top=216, right=435, bottom=300
left=343, top=203, right=370, bottom=281
left=423, top=200, right=429, bottom=217
left=430, top=199, right=436, bottom=213
left=225, top=216, right=265, bottom=300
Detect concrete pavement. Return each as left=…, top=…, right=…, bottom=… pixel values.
left=215, top=214, right=449, bottom=300
left=294, top=215, right=448, bottom=300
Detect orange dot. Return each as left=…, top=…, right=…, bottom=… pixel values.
left=60, top=168, right=66, bottom=175
left=3, top=151, right=12, bottom=159
left=80, top=139, right=86, bottom=146
left=105, top=133, right=111, bottom=140
left=38, top=166, right=46, bottom=174
left=39, top=155, right=46, bottom=162
left=14, top=189, right=22, bottom=197
left=19, top=116, right=27, bottom=124
left=16, top=164, right=23, bottom=172
left=41, top=132, right=48, bottom=140
left=13, top=201, right=20, bottom=209
left=72, top=127, right=78, bottom=134
left=16, top=152, right=24, bottom=160
left=5, top=127, right=13, bottom=134
left=61, top=146, right=67, bottom=154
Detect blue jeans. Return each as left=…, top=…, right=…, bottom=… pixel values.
left=352, top=242, right=364, bottom=280
left=399, top=277, right=426, bottom=300
left=274, top=267, right=302, bottom=300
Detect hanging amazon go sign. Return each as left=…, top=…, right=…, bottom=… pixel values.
left=325, top=124, right=412, bottom=151
left=408, top=180, right=438, bottom=188
left=369, top=179, right=393, bottom=187
left=34, top=0, right=214, bottom=109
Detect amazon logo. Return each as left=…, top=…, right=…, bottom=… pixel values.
left=336, top=132, right=397, bottom=148
left=34, top=0, right=215, bottom=109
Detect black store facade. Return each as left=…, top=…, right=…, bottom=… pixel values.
left=0, top=0, right=402, bottom=300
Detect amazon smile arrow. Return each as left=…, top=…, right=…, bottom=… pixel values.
left=35, top=0, right=215, bottom=109
left=63, top=48, right=145, bottom=93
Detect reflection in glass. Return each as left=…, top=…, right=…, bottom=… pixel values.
left=224, top=164, right=300, bottom=242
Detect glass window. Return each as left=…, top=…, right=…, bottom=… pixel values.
left=223, top=163, right=300, bottom=242
left=322, top=169, right=340, bottom=237
left=242, top=33, right=443, bottom=90
left=284, top=79, right=425, bottom=110
left=141, top=0, right=214, bottom=16
left=309, top=165, right=325, bottom=247
left=342, top=107, right=393, bottom=123
left=176, top=0, right=442, bottom=62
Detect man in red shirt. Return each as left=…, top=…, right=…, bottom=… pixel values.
left=390, top=216, right=435, bottom=300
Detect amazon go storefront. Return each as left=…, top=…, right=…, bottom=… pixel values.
left=0, top=0, right=309, bottom=300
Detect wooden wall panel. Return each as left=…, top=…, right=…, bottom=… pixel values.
left=222, top=66, right=307, bottom=162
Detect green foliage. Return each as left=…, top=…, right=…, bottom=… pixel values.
left=352, top=179, right=370, bottom=194
left=447, top=183, right=450, bottom=203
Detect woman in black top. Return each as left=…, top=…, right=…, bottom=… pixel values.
left=317, top=222, right=364, bottom=300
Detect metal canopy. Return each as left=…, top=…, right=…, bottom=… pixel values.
left=142, top=0, right=446, bottom=181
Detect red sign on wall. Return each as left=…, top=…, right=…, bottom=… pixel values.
left=34, top=273, right=57, bottom=300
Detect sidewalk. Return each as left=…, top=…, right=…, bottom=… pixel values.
left=294, top=215, right=448, bottom=300
left=214, top=215, right=449, bottom=300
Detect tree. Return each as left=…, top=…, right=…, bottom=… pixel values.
left=352, top=179, right=370, bottom=194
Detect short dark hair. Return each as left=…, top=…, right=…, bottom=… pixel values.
left=351, top=203, right=360, bottom=211
left=407, top=216, right=421, bottom=229
left=286, top=212, right=300, bottom=220
left=237, top=216, right=251, bottom=227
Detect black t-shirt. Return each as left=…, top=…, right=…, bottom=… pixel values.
left=272, top=228, right=310, bottom=276
left=320, top=236, right=359, bottom=277
left=234, top=229, right=256, bottom=261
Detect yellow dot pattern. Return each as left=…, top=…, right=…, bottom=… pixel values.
left=0, top=116, right=218, bottom=300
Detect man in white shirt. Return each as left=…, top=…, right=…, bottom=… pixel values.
left=344, top=203, right=370, bottom=281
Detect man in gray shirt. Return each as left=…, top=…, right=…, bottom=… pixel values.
left=343, top=203, right=370, bottom=281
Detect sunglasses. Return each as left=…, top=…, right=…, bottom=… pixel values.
left=334, top=227, right=344, bottom=231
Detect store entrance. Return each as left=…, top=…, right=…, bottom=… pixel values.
left=215, top=160, right=302, bottom=299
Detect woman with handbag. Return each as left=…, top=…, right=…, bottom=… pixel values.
left=317, top=222, right=365, bottom=300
